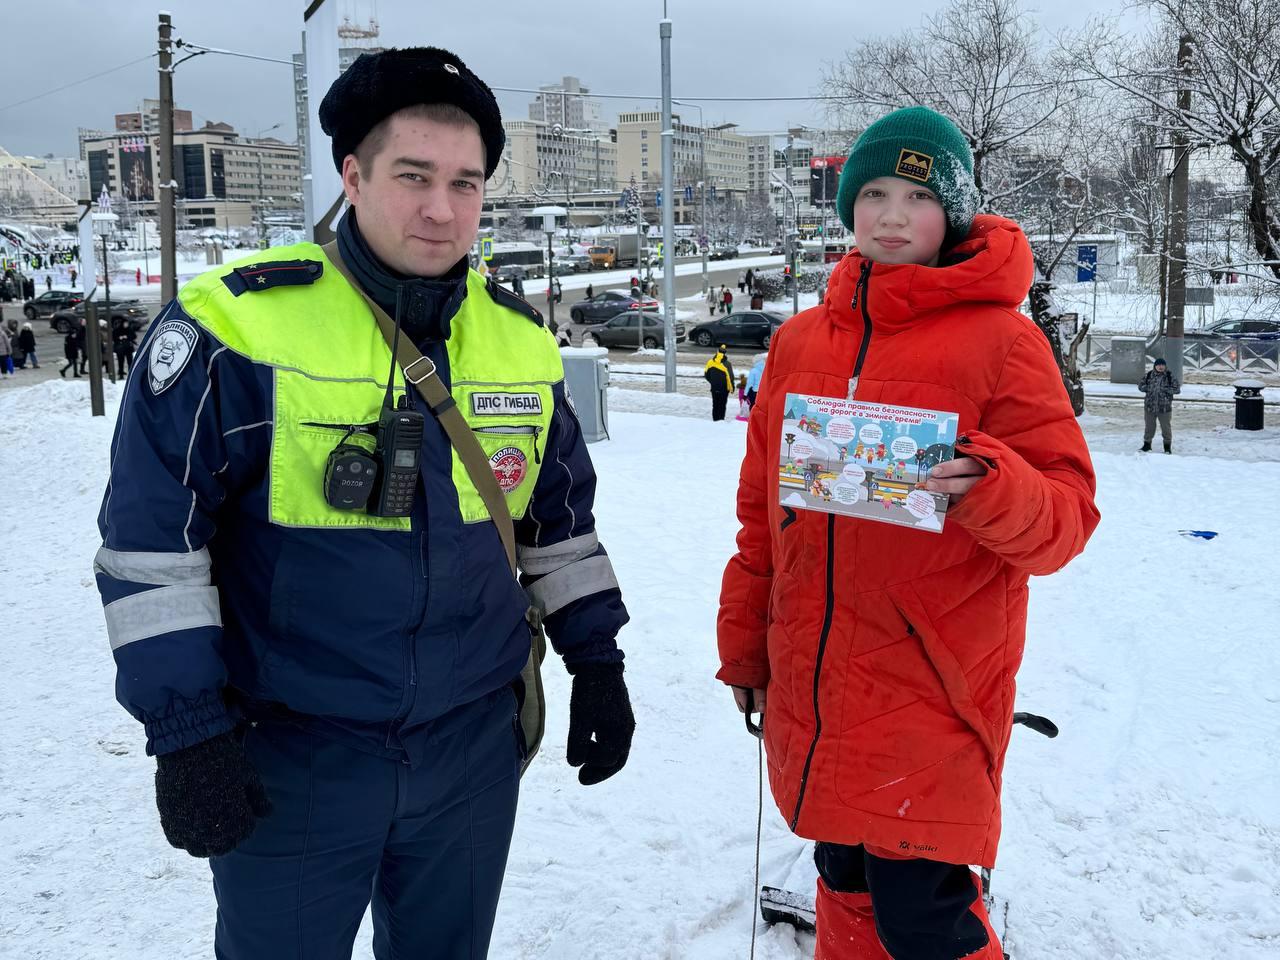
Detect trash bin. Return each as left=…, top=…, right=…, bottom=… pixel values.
left=1232, top=378, right=1265, bottom=431
left=1109, top=336, right=1147, bottom=384
left=560, top=346, right=609, bottom=443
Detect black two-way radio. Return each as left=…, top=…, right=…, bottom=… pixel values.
left=322, top=286, right=426, bottom=517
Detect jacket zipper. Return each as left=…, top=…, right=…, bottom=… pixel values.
left=789, top=261, right=875, bottom=831
left=473, top=424, right=543, bottom=463
left=789, top=514, right=838, bottom=831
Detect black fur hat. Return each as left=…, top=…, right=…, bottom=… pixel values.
left=318, top=46, right=504, bottom=178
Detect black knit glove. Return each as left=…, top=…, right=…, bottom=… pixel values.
left=567, top=663, right=635, bottom=785
left=154, top=729, right=272, bottom=858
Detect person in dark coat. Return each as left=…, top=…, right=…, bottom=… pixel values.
left=112, top=319, right=136, bottom=374
left=1138, top=357, right=1179, bottom=453
left=704, top=344, right=735, bottom=421
left=18, top=322, right=39, bottom=368
left=74, top=318, right=88, bottom=375
left=60, top=328, right=80, bottom=378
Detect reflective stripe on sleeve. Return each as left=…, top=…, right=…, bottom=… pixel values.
left=526, top=554, right=619, bottom=617
left=103, top=584, right=222, bottom=651
left=516, top=531, right=600, bottom=576
left=94, top=546, right=213, bottom=586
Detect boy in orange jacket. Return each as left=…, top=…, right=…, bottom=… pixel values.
left=716, top=107, right=1099, bottom=959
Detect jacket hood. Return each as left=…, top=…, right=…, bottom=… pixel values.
left=827, top=215, right=1034, bottom=335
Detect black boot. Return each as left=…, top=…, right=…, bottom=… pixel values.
left=1164, top=441, right=1172, bottom=454
left=1140, top=441, right=1152, bottom=452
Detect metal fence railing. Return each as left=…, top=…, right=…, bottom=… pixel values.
left=1078, top=335, right=1279, bottom=375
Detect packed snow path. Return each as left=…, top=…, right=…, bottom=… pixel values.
left=1, top=380, right=1276, bottom=958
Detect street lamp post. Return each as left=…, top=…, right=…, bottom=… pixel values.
left=253, top=123, right=282, bottom=248
left=673, top=99, right=709, bottom=296
left=772, top=174, right=800, bottom=316
left=531, top=205, right=566, bottom=332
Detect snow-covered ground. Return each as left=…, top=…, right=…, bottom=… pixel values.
left=2, top=378, right=1278, bottom=959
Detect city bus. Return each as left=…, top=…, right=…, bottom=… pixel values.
left=486, top=241, right=546, bottom=279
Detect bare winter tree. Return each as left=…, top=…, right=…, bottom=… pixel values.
left=821, top=0, right=1078, bottom=213
left=822, top=0, right=1112, bottom=413
left=1072, top=0, right=1280, bottom=282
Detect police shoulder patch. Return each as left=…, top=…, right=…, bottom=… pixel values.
left=221, top=259, right=324, bottom=297
left=485, top=275, right=544, bottom=326
left=148, top=318, right=200, bottom=395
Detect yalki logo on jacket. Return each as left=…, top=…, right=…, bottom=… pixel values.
left=148, top=319, right=199, bottom=395
left=489, top=446, right=528, bottom=494
left=895, top=149, right=933, bottom=183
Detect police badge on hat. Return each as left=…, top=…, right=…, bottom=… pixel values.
left=148, top=318, right=199, bottom=395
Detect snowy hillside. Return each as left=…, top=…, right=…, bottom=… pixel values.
left=1, top=379, right=1277, bottom=959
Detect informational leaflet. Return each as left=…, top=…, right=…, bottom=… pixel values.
left=778, top=394, right=960, bottom=533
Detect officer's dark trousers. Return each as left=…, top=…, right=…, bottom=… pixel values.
left=710, top=389, right=729, bottom=421
left=210, top=690, right=520, bottom=960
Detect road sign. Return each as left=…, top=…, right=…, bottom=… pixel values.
left=656, top=190, right=662, bottom=207
left=480, top=237, right=493, bottom=262
left=684, top=184, right=693, bottom=203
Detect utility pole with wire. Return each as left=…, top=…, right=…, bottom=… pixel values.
left=158, top=12, right=176, bottom=302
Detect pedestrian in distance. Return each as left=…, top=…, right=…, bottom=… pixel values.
left=718, top=106, right=1099, bottom=960
left=1138, top=357, right=1178, bottom=453
left=75, top=318, right=87, bottom=375
left=704, top=343, right=734, bottom=421
left=512, top=273, right=524, bottom=298
left=721, top=285, right=733, bottom=315
left=0, top=323, right=12, bottom=377
left=18, top=322, right=38, bottom=369
left=112, top=320, right=135, bottom=375
left=745, top=353, right=765, bottom=409
left=586, top=282, right=594, bottom=300
left=70, top=267, right=77, bottom=285
left=45, top=274, right=52, bottom=292
left=136, top=267, right=143, bottom=286
left=738, top=269, right=746, bottom=292
left=707, top=285, right=717, bottom=316
left=94, top=46, right=634, bottom=960
left=735, top=374, right=750, bottom=421
left=745, top=267, right=754, bottom=291
left=60, top=328, right=80, bottom=378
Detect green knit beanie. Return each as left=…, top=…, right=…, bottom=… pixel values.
left=836, top=106, right=978, bottom=248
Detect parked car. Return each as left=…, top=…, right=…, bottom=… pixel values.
left=689, top=310, right=785, bottom=348
left=769, top=241, right=786, bottom=255
left=1184, top=318, right=1280, bottom=340
left=708, top=245, right=739, bottom=261
left=50, top=299, right=149, bottom=335
left=590, top=311, right=685, bottom=349
left=23, top=289, right=82, bottom=320
left=569, top=290, right=660, bottom=325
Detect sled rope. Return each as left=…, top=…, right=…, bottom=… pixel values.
left=750, top=732, right=763, bottom=960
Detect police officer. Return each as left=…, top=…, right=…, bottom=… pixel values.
left=95, top=47, right=634, bottom=959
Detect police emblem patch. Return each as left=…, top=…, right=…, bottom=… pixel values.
left=148, top=319, right=199, bottom=395
left=895, top=149, right=934, bottom=183
left=488, top=446, right=528, bottom=494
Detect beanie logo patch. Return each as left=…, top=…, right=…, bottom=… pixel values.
left=895, top=149, right=933, bottom=183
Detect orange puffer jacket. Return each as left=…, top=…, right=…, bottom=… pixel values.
left=717, top=215, right=1099, bottom=868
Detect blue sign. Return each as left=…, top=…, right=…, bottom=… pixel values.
left=656, top=190, right=662, bottom=207
left=1076, top=244, right=1098, bottom=282
left=480, top=237, right=493, bottom=262
left=684, top=185, right=693, bottom=203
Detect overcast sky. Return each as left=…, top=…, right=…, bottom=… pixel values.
left=0, top=0, right=1142, bottom=160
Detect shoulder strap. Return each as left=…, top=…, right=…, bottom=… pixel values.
left=321, top=241, right=517, bottom=575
